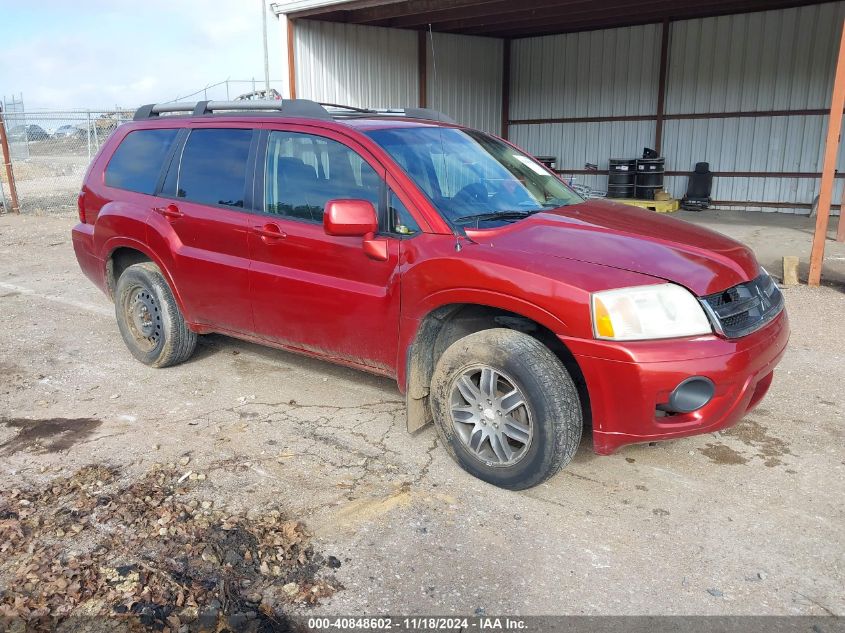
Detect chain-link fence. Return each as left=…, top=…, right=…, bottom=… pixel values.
left=1, top=109, right=134, bottom=214
left=163, top=79, right=288, bottom=103
left=0, top=81, right=289, bottom=215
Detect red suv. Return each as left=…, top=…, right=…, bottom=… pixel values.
left=72, top=100, right=789, bottom=489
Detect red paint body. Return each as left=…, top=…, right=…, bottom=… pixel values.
left=72, top=115, right=789, bottom=454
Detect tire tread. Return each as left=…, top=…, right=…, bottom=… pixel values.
left=429, top=328, right=582, bottom=490
left=115, top=262, right=197, bottom=368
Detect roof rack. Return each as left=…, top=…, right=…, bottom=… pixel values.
left=133, top=99, right=331, bottom=121
left=133, top=99, right=456, bottom=124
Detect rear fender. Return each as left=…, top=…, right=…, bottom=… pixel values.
left=100, top=234, right=193, bottom=325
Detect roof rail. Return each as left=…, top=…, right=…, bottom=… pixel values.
left=133, top=99, right=333, bottom=121
left=133, top=99, right=456, bottom=124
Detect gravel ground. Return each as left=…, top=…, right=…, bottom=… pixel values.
left=0, top=209, right=843, bottom=620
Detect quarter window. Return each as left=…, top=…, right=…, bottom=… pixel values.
left=387, top=191, right=420, bottom=236
left=176, top=129, right=252, bottom=208
left=105, top=129, right=178, bottom=194
left=264, top=131, right=382, bottom=222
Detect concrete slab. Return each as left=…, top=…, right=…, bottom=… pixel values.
left=0, top=211, right=842, bottom=617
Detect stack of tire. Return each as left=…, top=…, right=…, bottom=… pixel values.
left=607, top=159, right=636, bottom=199
left=634, top=157, right=665, bottom=200
left=607, top=156, right=666, bottom=200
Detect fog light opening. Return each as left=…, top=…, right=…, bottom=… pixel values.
left=658, top=376, right=715, bottom=414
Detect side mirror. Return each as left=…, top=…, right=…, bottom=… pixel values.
left=324, top=199, right=378, bottom=237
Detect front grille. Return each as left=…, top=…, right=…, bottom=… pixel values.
left=701, top=272, right=784, bottom=338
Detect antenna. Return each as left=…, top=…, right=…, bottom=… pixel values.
left=428, top=23, right=437, bottom=96
left=427, top=24, right=457, bottom=238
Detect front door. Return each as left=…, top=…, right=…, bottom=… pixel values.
left=149, top=126, right=256, bottom=333
left=248, top=127, right=402, bottom=374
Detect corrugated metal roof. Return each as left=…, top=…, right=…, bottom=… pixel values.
left=280, top=0, right=829, bottom=39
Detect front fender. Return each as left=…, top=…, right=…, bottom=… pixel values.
left=396, top=287, right=571, bottom=395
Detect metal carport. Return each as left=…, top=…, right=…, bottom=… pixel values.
left=270, top=0, right=845, bottom=282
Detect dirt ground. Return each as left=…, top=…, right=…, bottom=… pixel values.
left=0, top=209, right=843, bottom=624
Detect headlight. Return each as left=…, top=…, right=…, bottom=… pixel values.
left=591, top=283, right=712, bottom=341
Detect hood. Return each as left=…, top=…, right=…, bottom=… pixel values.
left=464, top=199, right=759, bottom=296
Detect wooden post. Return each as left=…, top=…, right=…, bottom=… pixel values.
left=287, top=18, right=297, bottom=99
left=782, top=256, right=800, bottom=287
left=809, top=20, right=845, bottom=285
left=501, top=38, right=511, bottom=140
left=654, top=18, right=670, bottom=153
left=418, top=30, right=428, bottom=108
left=0, top=106, right=21, bottom=214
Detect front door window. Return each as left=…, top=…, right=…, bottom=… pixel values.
left=264, top=131, right=381, bottom=222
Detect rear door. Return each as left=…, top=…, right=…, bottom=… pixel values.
left=247, top=126, right=405, bottom=374
left=148, top=125, right=256, bottom=333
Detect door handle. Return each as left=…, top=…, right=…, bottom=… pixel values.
left=153, top=204, right=183, bottom=220
left=252, top=224, right=286, bottom=240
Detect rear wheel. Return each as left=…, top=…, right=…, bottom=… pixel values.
left=114, top=262, right=197, bottom=368
left=430, top=328, right=582, bottom=490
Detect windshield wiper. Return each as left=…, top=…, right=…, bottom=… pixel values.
left=542, top=197, right=574, bottom=208
left=454, top=210, right=539, bottom=225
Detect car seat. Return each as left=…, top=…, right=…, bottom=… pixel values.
left=275, top=157, right=321, bottom=221
left=682, top=162, right=713, bottom=211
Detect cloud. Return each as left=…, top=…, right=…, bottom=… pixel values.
left=1, top=1, right=281, bottom=110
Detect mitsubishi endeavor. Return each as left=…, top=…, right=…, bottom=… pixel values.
left=72, top=100, right=789, bottom=490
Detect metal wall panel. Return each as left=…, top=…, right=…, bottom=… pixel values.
left=294, top=19, right=418, bottom=109
left=660, top=2, right=845, bottom=210
left=426, top=32, right=503, bottom=134
left=662, top=115, right=840, bottom=174
left=665, top=4, right=845, bottom=114
left=510, top=24, right=662, bottom=120
left=661, top=113, right=845, bottom=206
left=510, top=120, right=656, bottom=192
left=663, top=175, right=844, bottom=213
left=506, top=3, right=845, bottom=212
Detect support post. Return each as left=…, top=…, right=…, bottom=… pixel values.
left=418, top=30, right=428, bottom=108
left=809, top=20, right=845, bottom=285
left=501, top=38, right=511, bottom=140
left=287, top=18, right=297, bottom=99
left=654, top=18, right=670, bottom=153
left=0, top=106, right=21, bottom=214
left=86, top=110, right=92, bottom=162
left=261, top=0, right=270, bottom=93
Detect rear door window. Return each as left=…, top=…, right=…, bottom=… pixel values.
left=105, top=128, right=178, bottom=194
left=175, top=128, right=253, bottom=208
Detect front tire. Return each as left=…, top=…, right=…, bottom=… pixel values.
left=114, top=262, right=197, bottom=368
left=429, top=328, right=582, bottom=490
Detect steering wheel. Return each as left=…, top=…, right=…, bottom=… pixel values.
left=451, top=182, right=488, bottom=207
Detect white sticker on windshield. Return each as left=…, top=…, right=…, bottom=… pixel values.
left=513, top=154, right=550, bottom=175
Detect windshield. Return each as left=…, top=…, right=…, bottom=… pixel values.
left=365, top=127, right=582, bottom=226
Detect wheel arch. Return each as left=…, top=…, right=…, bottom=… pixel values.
left=402, top=299, right=591, bottom=435
left=103, top=239, right=192, bottom=324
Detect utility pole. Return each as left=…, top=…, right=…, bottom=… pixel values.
left=261, top=0, right=271, bottom=94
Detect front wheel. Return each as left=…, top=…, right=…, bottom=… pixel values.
left=114, top=262, right=197, bottom=368
left=429, top=328, right=582, bottom=490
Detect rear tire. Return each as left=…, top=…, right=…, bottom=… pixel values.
left=114, top=262, right=197, bottom=368
left=429, top=328, right=582, bottom=490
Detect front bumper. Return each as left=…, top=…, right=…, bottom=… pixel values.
left=561, top=309, right=789, bottom=455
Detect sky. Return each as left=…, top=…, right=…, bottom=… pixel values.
left=0, top=0, right=284, bottom=111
